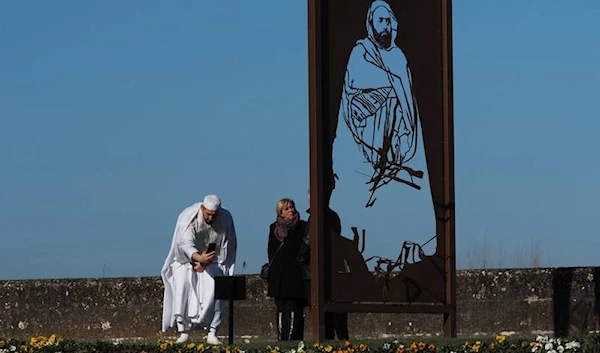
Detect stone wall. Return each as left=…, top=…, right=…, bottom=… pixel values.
left=1, top=267, right=599, bottom=342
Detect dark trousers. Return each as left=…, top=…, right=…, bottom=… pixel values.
left=275, top=298, right=305, bottom=341
left=325, top=312, right=349, bottom=340
left=303, top=280, right=349, bottom=340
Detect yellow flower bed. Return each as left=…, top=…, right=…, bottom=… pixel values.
left=0, top=334, right=590, bottom=353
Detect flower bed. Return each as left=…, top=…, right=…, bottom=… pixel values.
left=0, top=334, right=597, bottom=353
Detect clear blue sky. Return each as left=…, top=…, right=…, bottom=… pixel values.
left=1, top=1, right=599, bottom=280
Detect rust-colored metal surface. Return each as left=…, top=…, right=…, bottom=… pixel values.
left=441, top=0, right=456, bottom=337
left=308, top=0, right=456, bottom=340
left=308, top=0, right=329, bottom=340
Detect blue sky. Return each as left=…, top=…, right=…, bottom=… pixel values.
left=1, top=1, right=599, bottom=280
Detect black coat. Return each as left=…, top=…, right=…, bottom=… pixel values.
left=266, top=220, right=308, bottom=300
left=298, top=208, right=342, bottom=279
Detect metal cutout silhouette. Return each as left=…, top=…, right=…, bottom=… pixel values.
left=338, top=0, right=423, bottom=208
left=308, top=0, right=456, bottom=340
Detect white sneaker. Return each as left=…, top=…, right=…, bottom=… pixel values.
left=176, top=332, right=190, bottom=344
left=206, top=332, right=222, bottom=345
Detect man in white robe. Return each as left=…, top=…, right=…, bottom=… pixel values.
left=161, top=194, right=237, bottom=344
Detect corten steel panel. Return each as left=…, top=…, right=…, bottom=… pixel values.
left=308, top=0, right=329, bottom=340
left=309, top=0, right=455, bottom=324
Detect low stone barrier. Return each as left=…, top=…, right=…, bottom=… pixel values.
left=1, top=267, right=598, bottom=341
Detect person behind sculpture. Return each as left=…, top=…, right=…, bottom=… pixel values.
left=266, top=198, right=308, bottom=341
left=161, top=194, right=237, bottom=345
left=299, top=185, right=349, bottom=341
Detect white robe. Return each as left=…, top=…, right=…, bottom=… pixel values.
left=161, top=202, right=237, bottom=332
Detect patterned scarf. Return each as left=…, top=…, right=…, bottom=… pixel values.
left=274, top=211, right=300, bottom=242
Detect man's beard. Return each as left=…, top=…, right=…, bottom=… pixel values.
left=374, top=30, right=391, bottom=49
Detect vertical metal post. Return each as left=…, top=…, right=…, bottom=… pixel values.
left=442, top=0, right=457, bottom=338
left=228, top=298, right=234, bottom=345
left=308, top=0, right=328, bottom=342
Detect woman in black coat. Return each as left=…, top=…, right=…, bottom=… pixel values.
left=266, top=198, right=307, bottom=341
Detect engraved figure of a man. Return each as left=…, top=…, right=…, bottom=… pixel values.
left=338, top=0, right=423, bottom=207
left=334, top=0, right=436, bottom=260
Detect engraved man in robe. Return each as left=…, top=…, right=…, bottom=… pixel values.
left=335, top=0, right=436, bottom=259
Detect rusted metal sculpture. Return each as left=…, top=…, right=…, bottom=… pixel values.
left=308, top=0, right=456, bottom=341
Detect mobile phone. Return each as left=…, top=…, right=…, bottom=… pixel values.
left=207, top=243, right=216, bottom=253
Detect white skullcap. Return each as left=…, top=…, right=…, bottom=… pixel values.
left=203, top=194, right=221, bottom=211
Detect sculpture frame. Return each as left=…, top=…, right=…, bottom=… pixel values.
left=308, top=0, right=456, bottom=340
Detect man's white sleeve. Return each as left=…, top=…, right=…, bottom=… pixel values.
left=220, top=217, right=237, bottom=276
left=179, top=226, right=198, bottom=261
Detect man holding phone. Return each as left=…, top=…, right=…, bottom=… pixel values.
left=161, top=194, right=237, bottom=345
left=190, top=242, right=215, bottom=272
